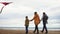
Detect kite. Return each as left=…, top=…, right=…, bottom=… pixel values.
left=0, top=2, right=12, bottom=14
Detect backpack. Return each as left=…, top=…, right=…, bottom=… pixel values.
left=46, top=15, right=48, bottom=24
left=46, top=15, right=48, bottom=20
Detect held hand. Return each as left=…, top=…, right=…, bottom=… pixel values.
left=29, top=19, right=33, bottom=21
left=30, top=20, right=32, bottom=21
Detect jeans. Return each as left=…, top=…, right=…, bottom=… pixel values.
left=34, top=25, right=39, bottom=33
left=25, top=26, right=28, bottom=34
left=42, top=22, right=48, bottom=32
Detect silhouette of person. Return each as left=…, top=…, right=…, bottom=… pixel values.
left=25, top=16, right=29, bottom=34
left=30, top=12, right=40, bottom=34
left=41, top=12, right=48, bottom=33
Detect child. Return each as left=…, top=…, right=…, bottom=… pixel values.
left=25, top=16, right=29, bottom=34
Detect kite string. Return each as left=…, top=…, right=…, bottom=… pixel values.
left=0, top=6, right=4, bottom=14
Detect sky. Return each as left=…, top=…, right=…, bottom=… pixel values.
left=0, top=0, right=60, bottom=28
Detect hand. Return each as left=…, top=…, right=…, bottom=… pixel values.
left=29, top=20, right=32, bottom=21
left=30, top=20, right=33, bottom=21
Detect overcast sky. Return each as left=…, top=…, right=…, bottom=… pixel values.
left=0, top=0, right=60, bottom=28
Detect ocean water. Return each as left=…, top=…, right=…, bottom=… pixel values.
left=0, top=27, right=60, bottom=30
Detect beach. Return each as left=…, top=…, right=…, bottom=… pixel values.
left=0, top=29, right=60, bottom=34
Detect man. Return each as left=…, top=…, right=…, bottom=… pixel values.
left=30, top=12, right=40, bottom=34
left=41, top=12, right=48, bottom=33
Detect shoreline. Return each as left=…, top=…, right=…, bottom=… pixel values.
left=0, top=27, right=60, bottom=30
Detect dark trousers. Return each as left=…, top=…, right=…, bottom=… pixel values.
left=25, top=26, right=28, bottom=34
left=34, top=25, right=39, bottom=33
left=42, top=22, right=48, bottom=32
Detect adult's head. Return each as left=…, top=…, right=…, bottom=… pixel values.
left=43, top=12, right=46, bottom=15
left=34, top=12, right=37, bottom=15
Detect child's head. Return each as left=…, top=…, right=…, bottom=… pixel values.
left=25, top=16, right=28, bottom=19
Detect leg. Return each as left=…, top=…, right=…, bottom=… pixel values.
left=33, top=25, right=37, bottom=33
left=44, top=24, right=48, bottom=33
left=41, top=23, right=45, bottom=32
left=36, top=25, right=39, bottom=34
left=26, top=26, right=28, bottom=34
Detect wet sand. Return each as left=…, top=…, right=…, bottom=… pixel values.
left=0, top=29, right=60, bottom=34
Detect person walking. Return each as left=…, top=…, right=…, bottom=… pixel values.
left=30, top=12, right=41, bottom=34
left=25, top=16, right=29, bottom=34
left=41, top=12, right=48, bottom=33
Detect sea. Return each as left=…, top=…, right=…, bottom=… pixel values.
left=0, top=27, right=60, bottom=30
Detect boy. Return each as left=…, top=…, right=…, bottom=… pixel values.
left=25, top=16, right=29, bottom=34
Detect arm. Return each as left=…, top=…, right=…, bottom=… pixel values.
left=30, top=15, right=36, bottom=21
